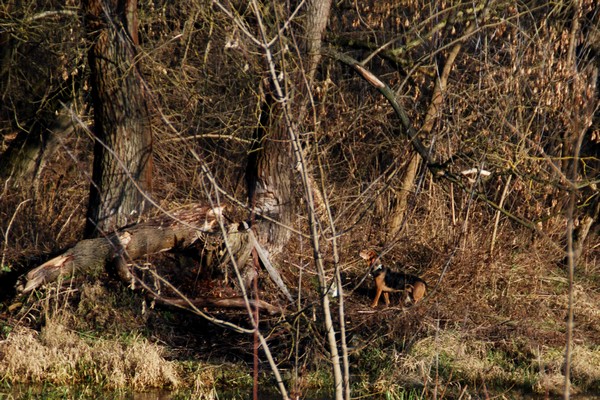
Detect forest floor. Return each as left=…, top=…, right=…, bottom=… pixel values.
left=1, top=218, right=599, bottom=399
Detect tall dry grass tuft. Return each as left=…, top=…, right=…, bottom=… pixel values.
left=389, top=330, right=600, bottom=396
left=0, top=318, right=180, bottom=390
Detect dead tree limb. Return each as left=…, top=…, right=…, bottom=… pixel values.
left=150, top=294, right=281, bottom=315
left=19, top=203, right=294, bottom=308
left=20, top=205, right=225, bottom=293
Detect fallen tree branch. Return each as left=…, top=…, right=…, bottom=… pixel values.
left=20, top=205, right=225, bottom=293
left=150, top=294, right=281, bottom=315
left=247, top=229, right=293, bottom=303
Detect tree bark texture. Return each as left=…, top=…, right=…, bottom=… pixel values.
left=83, top=0, right=153, bottom=236
left=303, top=0, right=332, bottom=85
left=245, top=0, right=333, bottom=257
left=245, top=83, right=293, bottom=254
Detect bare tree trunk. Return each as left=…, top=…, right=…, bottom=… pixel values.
left=298, top=0, right=334, bottom=221
left=245, top=0, right=333, bottom=251
left=245, top=82, right=294, bottom=256
left=83, top=0, right=153, bottom=237
left=304, top=0, right=332, bottom=85
left=388, top=152, right=420, bottom=236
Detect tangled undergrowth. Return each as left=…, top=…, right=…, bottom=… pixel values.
left=1, top=0, right=599, bottom=398
left=1, top=214, right=599, bottom=398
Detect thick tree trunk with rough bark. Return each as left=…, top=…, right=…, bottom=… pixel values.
left=83, top=0, right=153, bottom=236
left=246, top=84, right=294, bottom=254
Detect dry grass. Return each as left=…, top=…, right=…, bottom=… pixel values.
left=2, top=180, right=598, bottom=397
left=338, top=212, right=600, bottom=397
left=0, top=317, right=180, bottom=390
left=537, top=345, right=600, bottom=394
left=366, top=329, right=600, bottom=397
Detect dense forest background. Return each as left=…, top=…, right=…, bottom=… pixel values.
left=0, top=0, right=598, bottom=399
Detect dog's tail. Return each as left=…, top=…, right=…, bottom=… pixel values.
left=412, top=279, right=427, bottom=303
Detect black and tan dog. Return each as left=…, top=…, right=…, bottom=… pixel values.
left=360, top=249, right=427, bottom=308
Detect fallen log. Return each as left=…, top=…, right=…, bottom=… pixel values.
left=150, top=294, right=281, bottom=315
left=20, top=205, right=225, bottom=293
left=19, top=204, right=294, bottom=308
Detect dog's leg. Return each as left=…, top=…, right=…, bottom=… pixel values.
left=371, top=286, right=382, bottom=308
left=404, top=285, right=414, bottom=305
left=383, top=292, right=390, bottom=306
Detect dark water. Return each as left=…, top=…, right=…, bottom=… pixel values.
left=0, top=384, right=304, bottom=400
left=2, top=384, right=599, bottom=400
left=2, top=385, right=172, bottom=400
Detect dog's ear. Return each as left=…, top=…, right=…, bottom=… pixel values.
left=359, top=249, right=377, bottom=261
